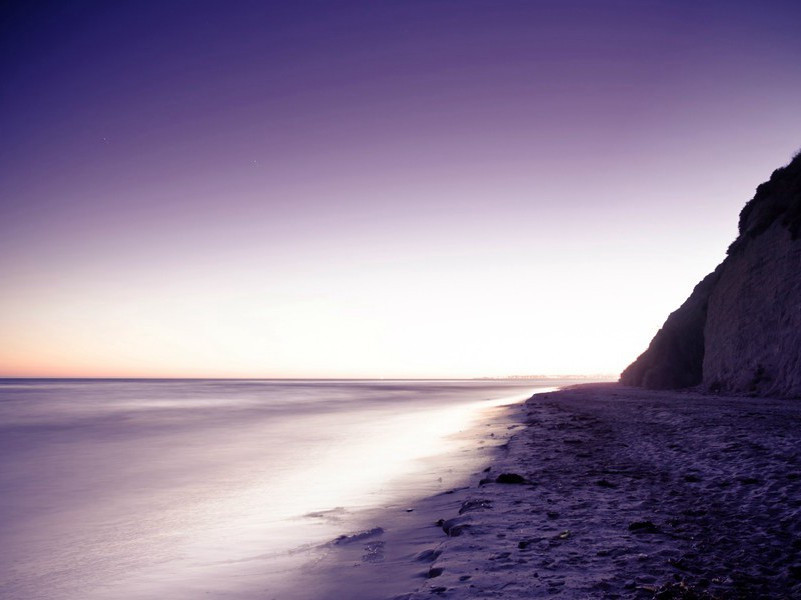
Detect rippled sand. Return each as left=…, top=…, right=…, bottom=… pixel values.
left=327, top=384, right=801, bottom=599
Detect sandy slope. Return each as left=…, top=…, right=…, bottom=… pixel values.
left=401, top=384, right=801, bottom=599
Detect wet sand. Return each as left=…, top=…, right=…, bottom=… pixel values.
left=282, top=394, right=532, bottom=600
left=354, top=383, right=801, bottom=599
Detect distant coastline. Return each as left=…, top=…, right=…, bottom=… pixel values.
left=0, top=375, right=617, bottom=382
left=475, top=374, right=617, bottom=381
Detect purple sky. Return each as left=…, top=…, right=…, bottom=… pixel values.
left=2, top=1, right=800, bottom=378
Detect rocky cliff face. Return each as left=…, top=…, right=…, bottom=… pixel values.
left=621, top=151, right=801, bottom=397
left=619, top=269, right=721, bottom=390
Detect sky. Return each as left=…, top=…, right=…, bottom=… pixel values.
left=1, top=0, right=800, bottom=379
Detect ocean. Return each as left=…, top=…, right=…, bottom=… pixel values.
left=0, top=378, right=560, bottom=599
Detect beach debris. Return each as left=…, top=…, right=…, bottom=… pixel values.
left=651, top=580, right=720, bottom=599
left=495, top=472, right=528, bottom=484
left=668, top=556, right=702, bottom=573
left=628, top=520, right=660, bottom=534
left=361, top=540, right=385, bottom=563
left=304, top=507, right=347, bottom=522
left=416, top=549, right=441, bottom=562
left=440, top=517, right=471, bottom=537
left=331, top=527, right=384, bottom=545
left=458, top=498, right=492, bottom=514
left=436, top=485, right=469, bottom=497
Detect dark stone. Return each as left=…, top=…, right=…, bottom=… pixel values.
left=458, top=499, right=492, bottom=514
left=416, top=549, right=441, bottom=562
left=427, top=567, right=444, bottom=578
left=628, top=520, right=660, bottom=533
left=668, top=557, right=700, bottom=573
left=440, top=517, right=470, bottom=537
left=496, top=473, right=528, bottom=484
left=653, top=580, right=717, bottom=599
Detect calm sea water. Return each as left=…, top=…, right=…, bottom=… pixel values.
left=0, top=379, right=558, bottom=599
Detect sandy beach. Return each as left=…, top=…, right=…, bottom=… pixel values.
left=327, top=383, right=801, bottom=599
left=10, top=380, right=799, bottom=599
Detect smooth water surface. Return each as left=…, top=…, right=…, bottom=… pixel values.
left=0, top=379, right=557, bottom=599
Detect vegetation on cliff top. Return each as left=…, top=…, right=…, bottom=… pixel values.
left=732, top=150, right=801, bottom=252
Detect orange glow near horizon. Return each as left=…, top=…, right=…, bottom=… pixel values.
left=0, top=229, right=721, bottom=379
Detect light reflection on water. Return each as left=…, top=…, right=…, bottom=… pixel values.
left=0, top=379, right=557, bottom=599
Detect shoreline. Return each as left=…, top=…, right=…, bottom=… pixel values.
left=375, top=383, right=801, bottom=599
left=0, top=380, right=545, bottom=600
left=295, top=393, right=532, bottom=600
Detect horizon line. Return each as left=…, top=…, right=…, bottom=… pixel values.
left=0, top=374, right=619, bottom=382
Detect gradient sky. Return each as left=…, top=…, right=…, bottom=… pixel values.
left=2, top=0, right=800, bottom=378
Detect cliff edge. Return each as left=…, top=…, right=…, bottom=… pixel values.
left=621, top=151, right=801, bottom=397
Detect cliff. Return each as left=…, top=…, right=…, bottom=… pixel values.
left=621, top=151, right=801, bottom=397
